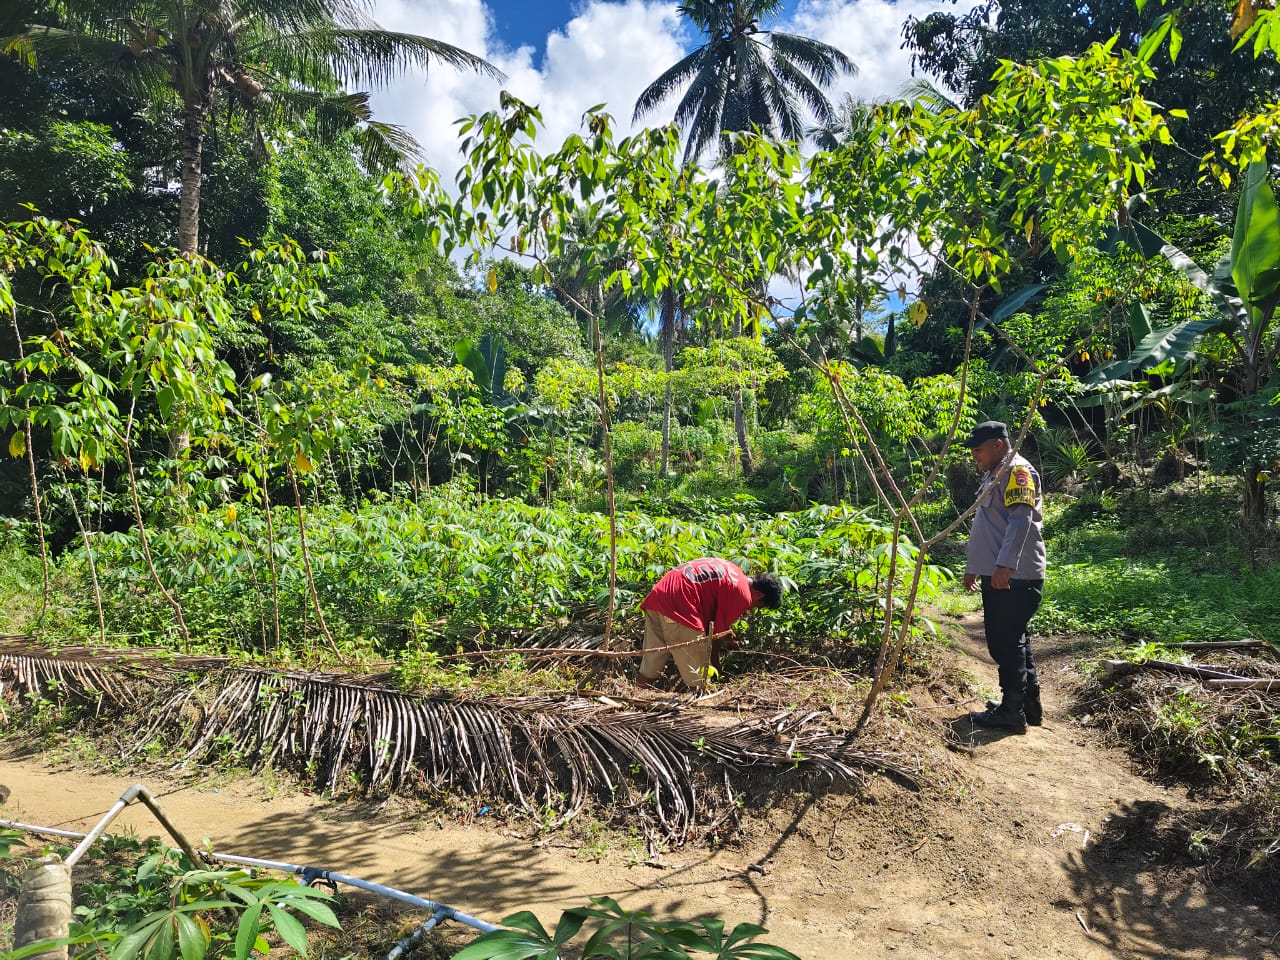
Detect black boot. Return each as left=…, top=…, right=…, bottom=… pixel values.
left=970, top=703, right=1026, bottom=732
left=986, top=690, right=1042, bottom=726
left=1024, top=685, right=1042, bottom=726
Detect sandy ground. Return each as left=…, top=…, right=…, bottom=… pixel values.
left=2, top=614, right=1278, bottom=959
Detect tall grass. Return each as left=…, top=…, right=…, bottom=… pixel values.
left=1036, top=482, right=1280, bottom=643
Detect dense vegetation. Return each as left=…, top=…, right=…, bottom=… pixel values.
left=2, top=0, right=1280, bottom=956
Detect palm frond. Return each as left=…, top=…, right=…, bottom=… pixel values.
left=679, top=65, right=729, bottom=163
left=771, top=55, right=830, bottom=128
left=633, top=46, right=706, bottom=122
left=5, top=24, right=180, bottom=102
left=353, top=119, right=424, bottom=174
left=255, top=27, right=502, bottom=88
left=768, top=32, right=856, bottom=86
left=0, top=641, right=916, bottom=844
left=899, top=77, right=960, bottom=114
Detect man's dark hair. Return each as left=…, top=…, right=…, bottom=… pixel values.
left=750, top=573, right=784, bottom=609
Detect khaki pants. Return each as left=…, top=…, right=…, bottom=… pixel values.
left=640, top=610, right=711, bottom=690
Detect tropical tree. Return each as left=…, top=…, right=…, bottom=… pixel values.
left=1084, top=161, right=1280, bottom=528
left=4, top=0, right=500, bottom=254
left=632, top=0, right=855, bottom=164
left=901, top=0, right=1280, bottom=218
left=632, top=1, right=853, bottom=475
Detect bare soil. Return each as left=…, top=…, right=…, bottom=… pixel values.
left=2, top=614, right=1277, bottom=959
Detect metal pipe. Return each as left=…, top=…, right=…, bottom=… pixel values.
left=386, top=907, right=448, bottom=960
left=64, top=797, right=129, bottom=868
left=0, top=817, right=500, bottom=934
left=61, top=784, right=202, bottom=868
left=0, top=820, right=84, bottom=841
left=213, top=853, right=500, bottom=932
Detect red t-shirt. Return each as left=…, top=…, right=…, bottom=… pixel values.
left=640, top=558, right=754, bottom=633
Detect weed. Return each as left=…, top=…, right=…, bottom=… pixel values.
left=576, top=821, right=612, bottom=863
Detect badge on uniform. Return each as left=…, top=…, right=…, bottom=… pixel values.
left=1003, top=465, right=1036, bottom=507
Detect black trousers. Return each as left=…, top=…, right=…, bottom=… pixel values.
left=980, top=577, right=1043, bottom=709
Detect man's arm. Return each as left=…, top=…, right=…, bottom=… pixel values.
left=993, top=503, right=1036, bottom=585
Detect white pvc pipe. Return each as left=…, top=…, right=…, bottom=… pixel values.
left=0, top=816, right=500, bottom=934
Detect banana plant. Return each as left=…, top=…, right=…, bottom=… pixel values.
left=1085, top=160, right=1280, bottom=525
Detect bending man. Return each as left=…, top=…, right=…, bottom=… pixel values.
left=636, top=559, right=783, bottom=692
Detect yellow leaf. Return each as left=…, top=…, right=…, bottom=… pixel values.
left=78, top=449, right=93, bottom=472
left=251, top=304, right=262, bottom=322
left=487, top=267, right=498, bottom=294
left=908, top=301, right=928, bottom=328
left=295, top=449, right=314, bottom=474
left=226, top=504, right=238, bottom=523
left=1231, top=0, right=1259, bottom=40
left=8, top=431, right=25, bottom=459
left=1080, top=350, right=1090, bottom=361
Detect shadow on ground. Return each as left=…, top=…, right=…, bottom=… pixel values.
left=1061, top=799, right=1279, bottom=959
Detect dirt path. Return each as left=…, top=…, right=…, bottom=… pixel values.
left=2, top=615, right=1277, bottom=959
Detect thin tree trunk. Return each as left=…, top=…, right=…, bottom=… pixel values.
left=591, top=309, right=618, bottom=646
left=732, top=315, right=754, bottom=476
left=9, top=301, right=49, bottom=619
left=177, top=100, right=207, bottom=257
left=262, top=479, right=281, bottom=652
left=171, top=97, right=209, bottom=457
left=1241, top=360, right=1270, bottom=530
left=64, top=475, right=105, bottom=643
left=854, top=241, right=864, bottom=342
left=1243, top=465, right=1270, bottom=529
left=120, top=416, right=191, bottom=649
left=287, top=462, right=341, bottom=659
left=659, top=287, right=676, bottom=476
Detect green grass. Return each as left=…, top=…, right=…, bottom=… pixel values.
left=1035, top=482, right=1280, bottom=643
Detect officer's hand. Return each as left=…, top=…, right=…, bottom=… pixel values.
left=963, top=573, right=978, bottom=592
left=991, top=566, right=1013, bottom=589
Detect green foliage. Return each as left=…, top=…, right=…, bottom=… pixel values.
left=75, top=493, right=941, bottom=656
left=6, top=0, right=496, bottom=253
left=1037, top=427, right=1098, bottom=487
left=5, top=835, right=338, bottom=960
left=453, top=896, right=799, bottom=960
left=0, top=122, right=133, bottom=218
left=1036, top=486, right=1280, bottom=642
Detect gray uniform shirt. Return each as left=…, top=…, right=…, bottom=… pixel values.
left=965, top=452, right=1046, bottom=580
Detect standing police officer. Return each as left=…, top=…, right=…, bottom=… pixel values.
left=961, top=421, right=1046, bottom=732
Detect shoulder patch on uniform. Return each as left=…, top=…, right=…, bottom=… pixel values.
left=1004, top=464, right=1036, bottom=507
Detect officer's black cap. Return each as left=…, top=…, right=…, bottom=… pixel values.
left=961, top=421, right=1009, bottom=448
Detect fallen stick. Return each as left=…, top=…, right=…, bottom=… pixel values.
left=1101, top=659, right=1244, bottom=682
left=1168, top=640, right=1271, bottom=651
left=1205, top=678, right=1280, bottom=691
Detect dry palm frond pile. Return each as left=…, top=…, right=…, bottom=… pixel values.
left=0, top=639, right=913, bottom=844
left=1078, top=645, right=1280, bottom=899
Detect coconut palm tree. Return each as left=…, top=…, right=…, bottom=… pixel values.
left=5, top=1, right=501, bottom=254
left=634, top=1, right=853, bottom=473
left=633, top=0, right=855, bottom=164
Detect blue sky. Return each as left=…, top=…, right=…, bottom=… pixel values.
left=482, top=0, right=807, bottom=66
left=482, top=0, right=587, bottom=59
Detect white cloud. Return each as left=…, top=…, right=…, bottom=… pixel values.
left=783, top=0, right=957, bottom=106
left=365, top=0, right=951, bottom=295
left=370, top=0, right=686, bottom=181
left=367, top=0, right=955, bottom=182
